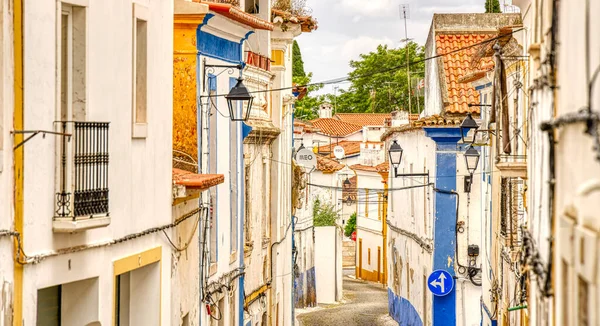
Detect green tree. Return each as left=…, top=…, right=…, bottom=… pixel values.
left=312, top=198, right=338, bottom=227
left=331, top=42, right=425, bottom=114
left=292, top=40, right=306, bottom=78
left=292, top=41, right=324, bottom=120
left=485, top=0, right=501, bottom=13
left=344, top=212, right=357, bottom=237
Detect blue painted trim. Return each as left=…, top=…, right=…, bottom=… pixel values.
left=474, top=82, right=492, bottom=90
left=239, top=31, right=255, bottom=69
left=388, top=288, right=423, bottom=325
left=424, top=127, right=461, bottom=326
left=242, top=123, right=252, bottom=139
left=481, top=301, right=497, bottom=326
left=196, top=26, right=243, bottom=64
left=202, top=13, right=215, bottom=26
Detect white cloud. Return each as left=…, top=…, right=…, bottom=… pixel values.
left=340, top=36, right=395, bottom=62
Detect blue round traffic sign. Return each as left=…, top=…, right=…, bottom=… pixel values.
left=427, top=269, right=454, bottom=296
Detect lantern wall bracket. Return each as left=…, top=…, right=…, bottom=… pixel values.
left=201, top=58, right=243, bottom=93
left=392, top=169, right=430, bottom=185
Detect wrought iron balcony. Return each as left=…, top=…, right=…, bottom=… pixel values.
left=54, top=121, right=110, bottom=232
left=245, top=51, right=271, bottom=71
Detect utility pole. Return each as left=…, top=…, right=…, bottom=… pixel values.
left=400, top=4, right=412, bottom=114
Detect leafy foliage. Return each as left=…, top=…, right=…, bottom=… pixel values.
left=292, top=41, right=323, bottom=120
left=485, top=0, right=501, bottom=13
left=313, top=198, right=339, bottom=227
left=344, top=212, right=357, bottom=237
left=272, top=0, right=311, bottom=16
left=331, top=42, right=426, bottom=114
left=292, top=41, right=306, bottom=78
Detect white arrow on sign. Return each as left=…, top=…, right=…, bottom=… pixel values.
left=429, top=273, right=447, bottom=293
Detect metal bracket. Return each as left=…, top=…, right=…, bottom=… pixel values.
left=393, top=169, right=430, bottom=185
left=11, top=130, right=71, bottom=151
left=202, top=58, right=243, bottom=93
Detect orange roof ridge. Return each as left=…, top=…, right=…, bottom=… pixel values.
left=173, top=168, right=224, bottom=190
left=198, top=1, right=274, bottom=30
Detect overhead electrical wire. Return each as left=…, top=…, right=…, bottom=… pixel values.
left=202, top=28, right=524, bottom=99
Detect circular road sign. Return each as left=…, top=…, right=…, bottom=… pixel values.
left=427, top=269, right=454, bottom=296
left=333, top=145, right=345, bottom=159
left=296, top=148, right=317, bottom=170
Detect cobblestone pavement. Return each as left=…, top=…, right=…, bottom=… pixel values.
left=296, top=269, right=397, bottom=326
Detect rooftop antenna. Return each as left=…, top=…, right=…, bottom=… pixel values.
left=400, top=4, right=412, bottom=114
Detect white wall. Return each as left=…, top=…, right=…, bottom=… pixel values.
left=0, top=0, right=15, bottom=317
left=19, top=0, right=173, bottom=324
left=314, top=226, right=342, bottom=304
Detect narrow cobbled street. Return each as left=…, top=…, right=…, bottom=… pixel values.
left=297, top=270, right=396, bottom=326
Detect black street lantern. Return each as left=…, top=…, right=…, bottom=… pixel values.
left=343, top=177, right=351, bottom=188
left=226, top=78, right=254, bottom=121
left=464, top=145, right=480, bottom=175
left=388, top=140, right=404, bottom=171
left=460, top=113, right=479, bottom=144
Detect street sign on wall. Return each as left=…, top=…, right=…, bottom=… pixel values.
left=427, top=269, right=454, bottom=296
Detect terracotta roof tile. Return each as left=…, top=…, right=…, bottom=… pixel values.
left=173, top=168, right=224, bottom=190
left=315, top=140, right=382, bottom=158
left=334, top=113, right=391, bottom=127
left=316, top=156, right=344, bottom=173
left=198, top=1, right=274, bottom=30
left=436, top=33, right=495, bottom=114
left=350, top=162, right=389, bottom=173
left=380, top=114, right=464, bottom=140
left=310, top=118, right=363, bottom=137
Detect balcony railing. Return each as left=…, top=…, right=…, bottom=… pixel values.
left=245, top=51, right=271, bottom=71
left=56, top=121, right=109, bottom=220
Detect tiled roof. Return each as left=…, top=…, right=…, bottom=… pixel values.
left=316, top=155, right=345, bottom=173
left=310, top=118, right=363, bottom=137
left=334, top=113, right=391, bottom=127
left=350, top=162, right=389, bottom=173
left=198, top=1, right=274, bottom=30
left=315, top=140, right=382, bottom=158
left=380, top=114, right=464, bottom=140
left=436, top=33, right=495, bottom=114
left=173, top=168, right=224, bottom=190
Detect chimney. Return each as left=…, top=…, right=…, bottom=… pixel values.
left=391, top=110, right=409, bottom=127
left=318, top=102, right=333, bottom=118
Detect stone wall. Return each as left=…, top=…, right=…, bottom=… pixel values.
left=342, top=239, right=355, bottom=268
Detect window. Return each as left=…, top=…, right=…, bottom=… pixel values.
left=58, top=0, right=87, bottom=122
left=262, top=160, right=270, bottom=241
left=578, top=277, right=589, bottom=326
left=208, top=75, right=217, bottom=266
left=132, top=3, right=148, bottom=138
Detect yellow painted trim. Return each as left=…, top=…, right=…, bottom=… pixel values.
left=112, top=246, right=163, bottom=325
left=271, top=49, right=284, bottom=66
left=245, top=284, right=269, bottom=307
left=13, top=0, right=24, bottom=324
left=382, top=182, right=388, bottom=286
left=172, top=192, right=200, bottom=206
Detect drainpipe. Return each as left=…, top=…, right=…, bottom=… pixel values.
left=13, top=0, right=25, bottom=323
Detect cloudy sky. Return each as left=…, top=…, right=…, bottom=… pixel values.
left=294, top=0, right=515, bottom=94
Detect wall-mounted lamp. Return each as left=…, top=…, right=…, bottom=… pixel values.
left=460, top=113, right=479, bottom=144
left=387, top=140, right=429, bottom=181
left=463, top=145, right=480, bottom=193
left=202, top=58, right=253, bottom=122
